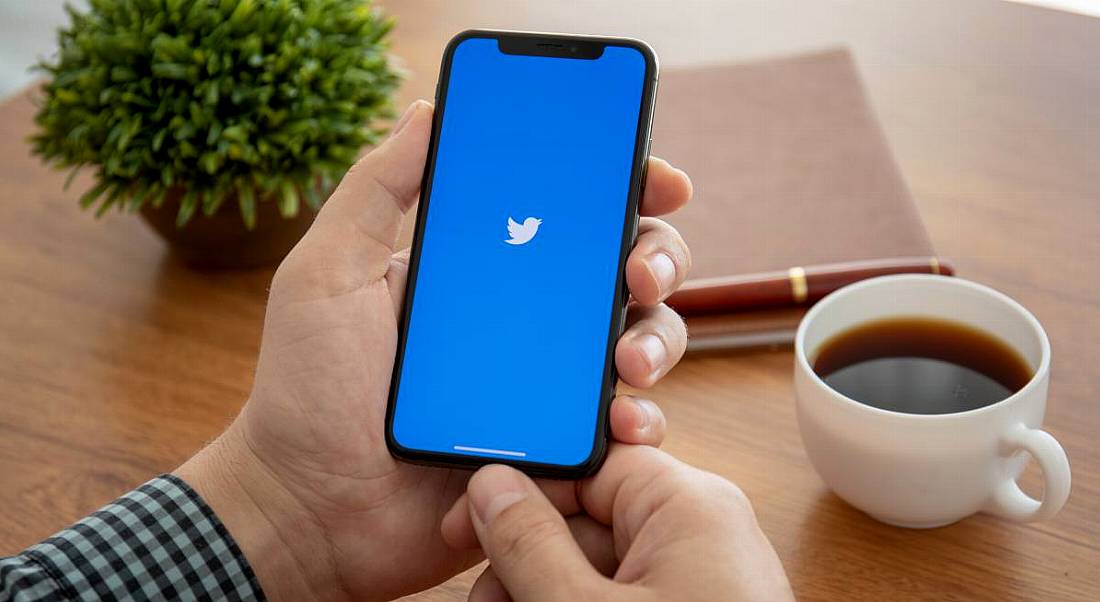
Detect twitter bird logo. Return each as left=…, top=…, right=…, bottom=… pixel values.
left=505, top=216, right=542, bottom=245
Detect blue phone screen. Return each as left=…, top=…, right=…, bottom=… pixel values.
left=391, top=37, right=648, bottom=467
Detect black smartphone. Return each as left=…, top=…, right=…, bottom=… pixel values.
left=385, top=30, right=658, bottom=478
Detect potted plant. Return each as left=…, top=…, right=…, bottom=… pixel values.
left=31, top=0, right=400, bottom=268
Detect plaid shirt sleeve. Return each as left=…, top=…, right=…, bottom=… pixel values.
left=0, top=475, right=265, bottom=601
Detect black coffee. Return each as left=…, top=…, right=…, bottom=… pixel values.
left=812, top=317, right=1033, bottom=415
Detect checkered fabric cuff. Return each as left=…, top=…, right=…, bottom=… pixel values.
left=1, top=475, right=265, bottom=601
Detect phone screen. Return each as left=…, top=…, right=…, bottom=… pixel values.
left=389, top=35, right=651, bottom=469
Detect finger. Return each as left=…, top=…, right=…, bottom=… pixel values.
left=385, top=248, right=411, bottom=312
left=441, top=398, right=670, bottom=552
left=446, top=463, right=672, bottom=576
left=578, top=446, right=794, bottom=598
left=466, top=465, right=605, bottom=601
left=625, top=217, right=691, bottom=305
left=287, top=100, right=433, bottom=286
left=577, top=444, right=759, bottom=565
left=609, top=395, right=666, bottom=446
left=567, top=515, right=618, bottom=576
left=469, top=566, right=512, bottom=602
left=442, top=485, right=626, bottom=575
left=442, top=478, right=583, bottom=552
left=440, top=492, right=474, bottom=549
left=616, top=303, right=688, bottom=388
left=578, top=445, right=691, bottom=528
left=640, top=156, right=692, bottom=217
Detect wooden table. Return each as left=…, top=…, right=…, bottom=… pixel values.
left=1, top=1, right=1096, bottom=600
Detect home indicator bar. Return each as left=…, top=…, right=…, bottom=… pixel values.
left=453, top=445, right=528, bottom=458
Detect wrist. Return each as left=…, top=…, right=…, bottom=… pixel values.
left=175, top=423, right=344, bottom=601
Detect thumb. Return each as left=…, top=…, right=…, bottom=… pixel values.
left=294, top=100, right=433, bottom=282
left=467, top=465, right=605, bottom=602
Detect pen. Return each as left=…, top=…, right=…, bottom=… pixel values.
left=667, top=256, right=955, bottom=316
left=684, top=307, right=805, bottom=353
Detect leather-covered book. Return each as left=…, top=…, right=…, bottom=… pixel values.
left=649, top=49, right=936, bottom=349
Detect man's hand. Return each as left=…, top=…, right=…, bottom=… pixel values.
left=176, top=100, right=694, bottom=601
left=441, top=446, right=795, bottom=602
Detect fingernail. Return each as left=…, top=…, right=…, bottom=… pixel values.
left=469, top=466, right=528, bottom=525
left=634, top=398, right=658, bottom=430
left=648, top=252, right=677, bottom=296
left=389, top=100, right=424, bottom=139
left=637, top=334, right=667, bottom=379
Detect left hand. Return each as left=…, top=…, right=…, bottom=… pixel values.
left=176, top=100, right=693, bottom=601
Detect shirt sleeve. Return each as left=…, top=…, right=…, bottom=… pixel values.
left=0, top=475, right=265, bottom=601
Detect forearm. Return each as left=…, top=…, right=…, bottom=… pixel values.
left=0, top=475, right=263, bottom=601
left=0, top=422, right=340, bottom=602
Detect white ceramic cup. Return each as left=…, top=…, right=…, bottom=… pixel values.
left=794, top=275, right=1071, bottom=528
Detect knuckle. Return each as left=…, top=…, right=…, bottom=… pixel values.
left=343, top=153, right=372, bottom=181
left=617, top=443, right=672, bottom=472
left=270, top=250, right=309, bottom=292
left=687, top=473, right=758, bottom=528
left=492, top=506, right=568, bottom=565
left=712, top=475, right=753, bottom=512
left=650, top=461, right=729, bottom=505
left=272, top=250, right=360, bottom=298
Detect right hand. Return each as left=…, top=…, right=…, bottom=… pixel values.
left=441, top=445, right=795, bottom=601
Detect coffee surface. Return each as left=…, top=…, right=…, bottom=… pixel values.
left=812, top=317, right=1033, bottom=414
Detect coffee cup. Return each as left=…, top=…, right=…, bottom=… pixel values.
left=794, top=274, right=1071, bottom=528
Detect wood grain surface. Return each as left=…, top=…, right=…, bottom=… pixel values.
left=1, top=1, right=1096, bottom=600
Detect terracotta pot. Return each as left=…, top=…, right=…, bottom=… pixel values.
left=140, top=187, right=318, bottom=269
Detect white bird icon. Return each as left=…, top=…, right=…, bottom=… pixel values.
left=505, top=216, right=542, bottom=245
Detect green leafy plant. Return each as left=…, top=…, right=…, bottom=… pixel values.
left=32, top=0, right=400, bottom=228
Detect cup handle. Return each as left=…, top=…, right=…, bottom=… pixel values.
left=982, top=422, right=1071, bottom=522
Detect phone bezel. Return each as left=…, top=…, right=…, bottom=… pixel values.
left=384, top=29, right=659, bottom=479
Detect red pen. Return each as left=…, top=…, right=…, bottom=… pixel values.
left=667, top=257, right=955, bottom=316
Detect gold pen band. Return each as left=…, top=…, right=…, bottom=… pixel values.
left=789, top=266, right=808, bottom=303
left=930, top=257, right=941, bottom=275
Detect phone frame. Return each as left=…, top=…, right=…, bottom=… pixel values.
left=384, top=29, right=659, bottom=479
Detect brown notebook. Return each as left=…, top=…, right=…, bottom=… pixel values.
left=649, top=49, right=935, bottom=349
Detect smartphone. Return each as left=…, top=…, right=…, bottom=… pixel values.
left=385, top=30, right=658, bottom=478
